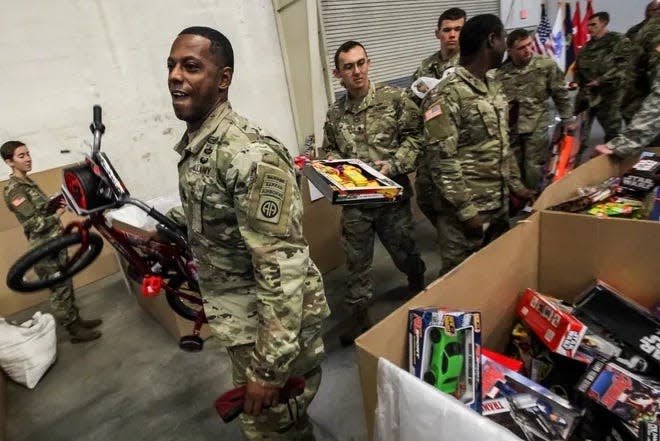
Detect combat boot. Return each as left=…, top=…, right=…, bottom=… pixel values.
left=76, top=317, right=103, bottom=329
left=67, top=320, right=102, bottom=344
left=406, top=257, right=426, bottom=296
left=339, top=307, right=372, bottom=347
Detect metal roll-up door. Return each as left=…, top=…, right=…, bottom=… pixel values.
left=320, top=0, right=500, bottom=95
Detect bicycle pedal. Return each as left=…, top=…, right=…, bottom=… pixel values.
left=179, top=335, right=203, bottom=352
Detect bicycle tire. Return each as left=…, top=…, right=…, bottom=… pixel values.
left=7, top=232, right=104, bottom=293
left=165, top=277, right=204, bottom=322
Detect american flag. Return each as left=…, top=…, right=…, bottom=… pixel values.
left=534, top=4, right=552, bottom=54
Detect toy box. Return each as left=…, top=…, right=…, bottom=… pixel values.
left=301, top=159, right=403, bottom=205
left=574, top=281, right=660, bottom=370
left=640, top=421, right=659, bottom=441
left=481, top=355, right=583, bottom=439
left=620, top=154, right=660, bottom=193
left=650, top=187, right=660, bottom=221
left=516, top=289, right=588, bottom=358
left=577, top=358, right=660, bottom=437
left=408, top=307, right=482, bottom=412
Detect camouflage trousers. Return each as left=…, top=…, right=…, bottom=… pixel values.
left=33, top=248, right=77, bottom=327
left=579, top=102, right=622, bottom=154
left=227, top=329, right=325, bottom=440
left=436, top=204, right=510, bottom=276
left=510, top=127, right=550, bottom=192
left=414, top=173, right=436, bottom=228
left=341, top=199, right=424, bottom=310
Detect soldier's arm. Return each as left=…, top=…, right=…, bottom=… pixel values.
left=607, top=73, right=660, bottom=158
left=319, top=112, right=343, bottom=160
left=229, top=146, right=306, bottom=388
left=389, top=92, right=423, bottom=176
left=597, top=37, right=632, bottom=88
left=507, top=149, right=527, bottom=194
left=423, top=92, right=478, bottom=221
left=5, top=186, right=58, bottom=235
left=548, top=62, right=573, bottom=122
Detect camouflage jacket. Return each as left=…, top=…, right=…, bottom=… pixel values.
left=609, top=65, right=660, bottom=158
left=3, top=175, right=60, bottom=245
left=496, top=54, right=573, bottom=134
left=625, top=20, right=646, bottom=42
left=174, top=101, right=330, bottom=387
left=321, top=82, right=422, bottom=178
left=622, top=17, right=660, bottom=121
left=575, top=32, right=631, bottom=111
left=410, top=51, right=460, bottom=82
left=419, top=66, right=525, bottom=221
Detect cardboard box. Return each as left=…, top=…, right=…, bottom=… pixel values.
left=0, top=369, right=5, bottom=441
left=356, top=211, right=660, bottom=440
left=533, top=147, right=660, bottom=213
left=0, top=167, right=119, bottom=317
left=302, top=159, right=403, bottom=205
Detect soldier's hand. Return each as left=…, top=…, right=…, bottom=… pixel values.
left=586, top=80, right=599, bottom=88
left=563, top=122, right=578, bottom=134
left=374, top=160, right=391, bottom=176
left=514, top=187, right=537, bottom=201
left=592, top=144, right=613, bottom=157
left=464, top=214, right=484, bottom=231
left=244, top=380, right=280, bottom=416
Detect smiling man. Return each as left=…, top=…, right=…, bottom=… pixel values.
left=167, top=26, right=330, bottom=440
left=321, top=40, right=426, bottom=345
left=496, top=28, right=574, bottom=191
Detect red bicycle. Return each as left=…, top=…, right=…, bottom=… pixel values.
left=6, top=106, right=207, bottom=352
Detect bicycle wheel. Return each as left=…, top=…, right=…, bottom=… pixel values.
left=166, top=277, right=205, bottom=322
left=7, top=232, right=104, bottom=293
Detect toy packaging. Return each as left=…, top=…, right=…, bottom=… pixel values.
left=408, top=307, right=482, bottom=412
left=301, top=159, right=403, bottom=205
left=577, top=358, right=660, bottom=437
left=640, top=421, right=659, bottom=441
left=482, top=355, right=583, bottom=440
left=620, top=153, right=660, bottom=193
left=574, top=281, right=660, bottom=370
left=516, top=289, right=588, bottom=358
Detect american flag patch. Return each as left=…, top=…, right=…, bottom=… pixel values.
left=424, top=105, right=443, bottom=122
left=11, top=197, right=26, bottom=207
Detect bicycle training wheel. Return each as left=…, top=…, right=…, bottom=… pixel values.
left=7, top=232, right=104, bottom=293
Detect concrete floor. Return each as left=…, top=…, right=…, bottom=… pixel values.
left=5, top=218, right=441, bottom=441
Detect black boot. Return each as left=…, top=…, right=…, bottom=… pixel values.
left=76, top=317, right=103, bottom=329
left=339, top=308, right=372, bottom=347
left=407, top=257, right=426, bottom=295
left=67, top=321, right=102, bottom=344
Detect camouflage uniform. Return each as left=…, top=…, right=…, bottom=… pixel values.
left=575, top=32, right=631, bottom=153
left=4, top=176, right=78, bottom=326
left=625, top=20, right=647, bottom=42
left=607, top=64, right=660, bottom=158
left=621, top=18, right=660, bottom=123
left=321, top=82, right=425, bottom=310
left=408, top=51, right=460, bottom=223
left=496, top=55, right=573, bottom=190
left=419, top=66, right=526, bottom=274
left=174, top=101, right=330, bottom=440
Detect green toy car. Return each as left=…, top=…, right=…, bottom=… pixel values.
left=422, top=328, right=464, bottom=394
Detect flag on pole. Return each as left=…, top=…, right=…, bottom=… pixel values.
left=565, top=2, right=575, bottom=67
left=534, top=4, right=552, bottom=54
left=546, top=3, right=566, bottom=71
left=572, top=0, right=586, bottom=53
left=578, top=0, right=594, bottom=48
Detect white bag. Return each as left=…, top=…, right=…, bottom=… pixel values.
left=0, top=312, right=57, bottom=389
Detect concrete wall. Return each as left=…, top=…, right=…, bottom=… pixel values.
left=0, top=0, right=298, bottom=201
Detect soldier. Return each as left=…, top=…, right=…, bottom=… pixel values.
left=420, top=14, right=535, bottom=275
left=2, top=141, right=102, bottom=343
left=595, top=64, right=660, bottom=158
left=166, top=27, right=330, bottom=440
left=410, top=7, right=466, bottom=225
left=409, top=7, right=466, bottom=100
left=496, top=28, right=575, bottom=191
left=621, top=15, right=660, bottom=124
left=625, top=1, right=660, bottom=42
left=574, top=11, right=631, bottom=155
left=321, top=40, right=426, bottom=345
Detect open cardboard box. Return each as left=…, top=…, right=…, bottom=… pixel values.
left=355, top=211, right=660, bottom=440
left=0, top=167, right=119, bottom=317
left=533, top=147, right=660, bottom=212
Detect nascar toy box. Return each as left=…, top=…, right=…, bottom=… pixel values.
left=408, top=307, right=482, bottom=412
left=301, top=159, right=403, bottom=205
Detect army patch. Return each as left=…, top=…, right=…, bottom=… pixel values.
left=247, top=164, right=292, bottom=236
left=190, top=164, right=213, bottom=176
left=11, top=197, right=26, bottom=207
left=424, top=104, right=443, bottom=121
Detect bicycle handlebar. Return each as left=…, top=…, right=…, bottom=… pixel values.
left=90, top=104, right=106, bottom=153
